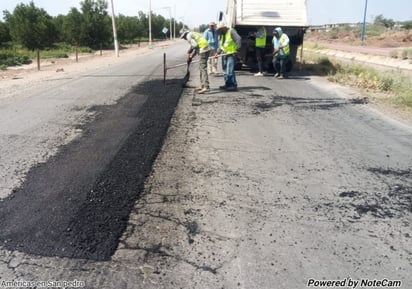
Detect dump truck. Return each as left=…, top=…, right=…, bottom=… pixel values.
left=223, top=0, right=308, bottom=71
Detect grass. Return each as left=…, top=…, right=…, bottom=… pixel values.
left=302, top=53, right=412, bottom=108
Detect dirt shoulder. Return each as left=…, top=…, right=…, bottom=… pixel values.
left=306, top=30, right=412, bottom=49
left=0, top=41, right=172, bottom=100
left=304, top=30, right=412, bottom=126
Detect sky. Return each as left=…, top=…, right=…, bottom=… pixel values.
left=1, top=0, right=411, bottom=27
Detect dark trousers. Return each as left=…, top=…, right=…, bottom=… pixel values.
left=273, top=55, right=289, bottom=76
left=255, top=47, right=266, bottom=73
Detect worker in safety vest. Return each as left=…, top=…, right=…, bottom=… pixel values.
left=253, top=26, right=267, bottom=76
left=216, top=22, right=242, bottom=91
left=272, top=27, right=290, bottom=79
left=180, top=29, right=210, bottom=94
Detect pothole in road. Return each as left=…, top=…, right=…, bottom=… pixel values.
left=255, top=95, right=368, bottom=111
left=315, top=167, right=411, bottom=220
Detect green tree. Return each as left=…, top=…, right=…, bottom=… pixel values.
left=198, top=24, right=208, bottom=32
left=80, top=0, right=111, bottom=50
left=0, top=20, right=11, bottom=45
left=6, top=2, right=57, bottom=70
left=402, top=20, right=412, bottom=30
left=52, top=14, right=66, bottom=43
left=374, top=14, right=395, bottom=29
left=63, top=8, right=84, bottom=61
left=117, top=15, right=140, bottom=44
left=137, top=11, right=149, bottom=40
left=151, top=13, right=167, bottom=39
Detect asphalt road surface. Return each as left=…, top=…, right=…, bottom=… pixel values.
left=0, top=41, right=411, bottom=288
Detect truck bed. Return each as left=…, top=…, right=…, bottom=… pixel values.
left=227, top=0, right=308, bottom=27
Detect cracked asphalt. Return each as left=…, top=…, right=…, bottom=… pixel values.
left=0, top=41, right=411, bottom=288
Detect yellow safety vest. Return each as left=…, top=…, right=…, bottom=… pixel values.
left=220, top=29, right=237, bottom=54
left=280, top=34, right=290, bottom=55
left=255, top=27, right=266, bottom=48
left=192, top=32, right=209, bottom=49
left=273, top=34, right=290, bottom=56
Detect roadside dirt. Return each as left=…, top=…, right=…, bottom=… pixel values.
left=304, top=29, right=412, bottom=127
left=306, top=30, right=412, bottom=49
left=0, top=41, right=172, bottom=100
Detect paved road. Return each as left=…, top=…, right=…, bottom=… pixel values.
left=0, top=42, right=411, bottom=288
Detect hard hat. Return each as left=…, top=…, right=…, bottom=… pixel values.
left=180, top=29, right=189, bottom=39
left=217, top=22, right=227, bottom=30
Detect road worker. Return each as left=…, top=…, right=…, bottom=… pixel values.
left=180, top=29, right=210, bottom=94
left=253, top=26, right=267, bottom=76
left=216, top=22, right=242, bottom=91
left=272, top=27, right=290, bottom=79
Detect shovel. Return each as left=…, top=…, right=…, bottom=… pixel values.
left=164, top=57, right=199, bottom=86
left=163, top=53, right=229, bottom=86
left=183, top=59, right=191, bottom=83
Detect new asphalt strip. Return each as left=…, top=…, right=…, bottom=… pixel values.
left=0, top=78, right=184, bottom=261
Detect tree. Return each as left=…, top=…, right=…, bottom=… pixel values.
left=80, top=0, right=111, bottom=50
left=6, top=2, right=57, bottom=70
left=63, top=8, right=84, bottom=61
left=151, top=13, right=167, bottom=39
left=117, top=15, right=140, bottom=44
left=0, top=20, right=11, bottom=45
left=137, top=11, right=149, bottom=40
left=52, top=14, right=66, bottom=43
left=198, top=24, right=208, bottom=33
left=374, top=14, right=395, bottom=29
left=402, top=20, right=412, bottom=30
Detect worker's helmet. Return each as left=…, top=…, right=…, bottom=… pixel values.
left=179, top=29, right=189, bottom=39
left=216, top=22, right=227, bottom=30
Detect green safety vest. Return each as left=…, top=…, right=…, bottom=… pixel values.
left=280, top=34, right=290, bottom=55
left=255, top=27, right=266, bottom=48
left=220, top=29, right=237, bottom=54
left=192, top=32, right=209, bottom=49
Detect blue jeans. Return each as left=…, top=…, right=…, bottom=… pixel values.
left=222, top=54, right=237, bottom=88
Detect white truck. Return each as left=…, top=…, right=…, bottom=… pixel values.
left=222, top=0, right=308, bottom=71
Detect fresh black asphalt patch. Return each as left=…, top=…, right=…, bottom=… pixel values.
left=0, top=78, right=183, bottom=260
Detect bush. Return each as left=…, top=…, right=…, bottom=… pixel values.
left=0, top=51, right=31, bottom=66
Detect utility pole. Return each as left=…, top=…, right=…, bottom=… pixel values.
left=110, top=0, right=119, bottom=57
left=149, top=0, right=152, bottom=48
left=167, top=7, right=172, bottom=41
left=173, top=5, right=176, bottom=40
left=361, top=0, right=368, bottom=42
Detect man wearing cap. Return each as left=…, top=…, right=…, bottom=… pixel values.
left=216, top=22, right=242, bottom=91
left=180, top=29, right=210, bottom=94
left=272, top=27, right=290, bottom=79
left=204, top=21, right=219, bottom=75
